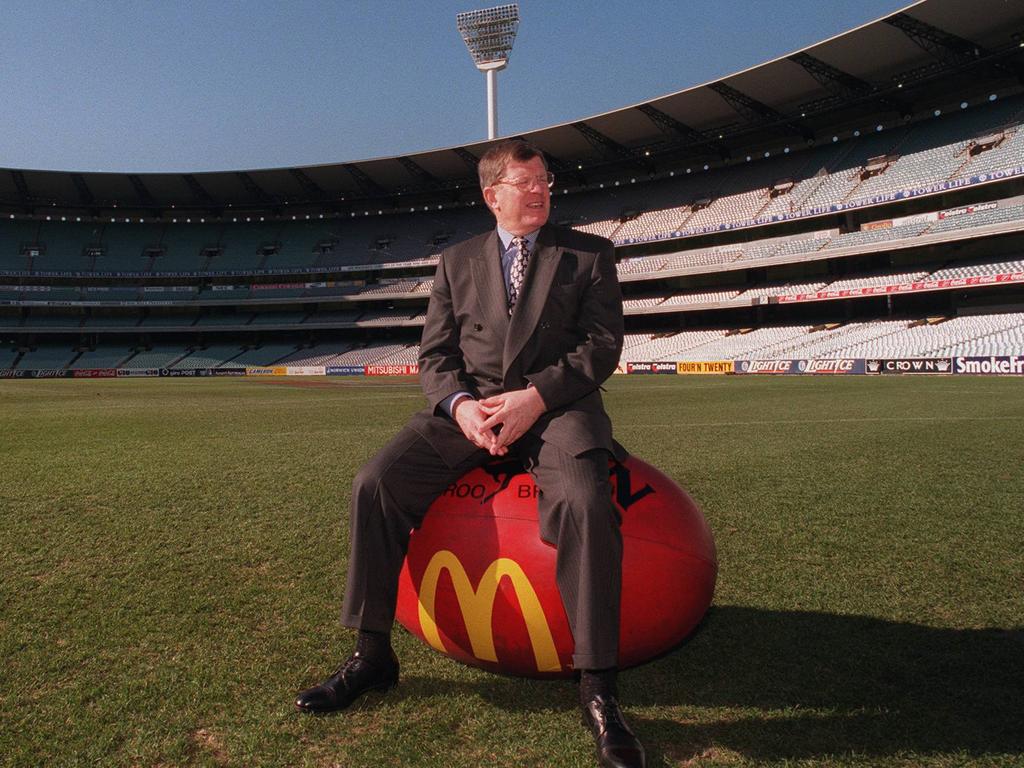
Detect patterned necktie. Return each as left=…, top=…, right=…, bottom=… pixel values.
left=508, top=236, right=530, bottom=315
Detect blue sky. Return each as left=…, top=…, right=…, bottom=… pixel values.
left=0, top=0, right=910, bottom=173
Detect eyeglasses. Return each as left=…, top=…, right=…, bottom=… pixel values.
left=494, top=172, right=554, bottom=190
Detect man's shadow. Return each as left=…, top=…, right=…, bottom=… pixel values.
left=629, top=606, right=1022, bottom=762
left=403, top=606, right=1023, bottom=763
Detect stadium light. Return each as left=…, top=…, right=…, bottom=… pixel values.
left=456, top=4, right=519, bottom=140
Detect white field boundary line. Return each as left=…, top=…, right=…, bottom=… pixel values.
left=620, top=415, right=1024, bottom=428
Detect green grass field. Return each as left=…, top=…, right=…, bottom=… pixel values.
left=1, top=375, right=1022, bottom=767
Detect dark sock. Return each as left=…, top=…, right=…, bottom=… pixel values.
left=579, top=667, right=618, bottom=704
left=355, top=629, right=392, bottom=663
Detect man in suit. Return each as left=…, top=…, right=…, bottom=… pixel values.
left=296, top=139, right=645, bottom=768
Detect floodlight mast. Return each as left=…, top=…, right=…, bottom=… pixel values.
left=457, top=4, right=519, bottom=140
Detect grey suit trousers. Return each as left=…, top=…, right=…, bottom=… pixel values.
left=339, top=424, right=623, bottom=670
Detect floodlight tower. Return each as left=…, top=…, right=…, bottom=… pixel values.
left=456, top=4, right=520, bottom=140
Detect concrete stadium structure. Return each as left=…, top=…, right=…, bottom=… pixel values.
left=1, top=0, right=1022, bottom=372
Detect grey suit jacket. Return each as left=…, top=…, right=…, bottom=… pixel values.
left=408, top=224, right=624, bottom=467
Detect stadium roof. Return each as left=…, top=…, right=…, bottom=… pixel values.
left=3, top=0, right=1023, bottom=216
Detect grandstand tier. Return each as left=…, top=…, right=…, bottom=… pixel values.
left=1, top=0, right=1022, bottom=371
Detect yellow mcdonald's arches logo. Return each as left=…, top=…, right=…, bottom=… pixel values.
left=416, top=550, right=561, bottom=673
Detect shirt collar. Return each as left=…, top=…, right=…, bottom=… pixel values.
left=496, top=225, right=540, bottom=253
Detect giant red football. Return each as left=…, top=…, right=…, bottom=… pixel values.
left=395, top=454, right=717, bottom=678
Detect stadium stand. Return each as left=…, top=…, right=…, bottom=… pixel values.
left=928, top=204, right=1024, bottom=233
left=198, top=285, right=250, bottom=300
left=610, top=311, right=1024, bottom=363
left=81, top=314, right=142, bottom=328
left=303, top=309, right=362, bottom=325
left=816, top=272, right=931, bottom=292
left=0, top=94, right=1015, bottom=284
left=357, top=309, right=422, bottom=326
left=333, top=343, right=417, bottom=365
left=842, top=313, right=1024, bottom=358
left=15, top=346, right=77, bottom=369
left=276, top=342, right=355, bottom=366
left=223, top=344, right=298, bottom=367
left=22, top=313, right=83, bottom=328
left=195, top=312, right=255, bottom=326
left=0, top=346, right=21, bottom=368
left=1, top=9, right=1022, bottom=373
left=96, top=223, right=168, bottom=273
left=249, top=310, right=309, bottom=325
left=68, top=347, right=134, bottom=369
left=121, top=345, right=189, bottom=369
left=139, top=313, right=200, bottom=327
left=659, top=289, right=744, bottom=306
left=171, top=344, right=245, bottom=369
left=926, top=257, right=1024, bottom=279
left=15, top=307, right=1020, bottom=373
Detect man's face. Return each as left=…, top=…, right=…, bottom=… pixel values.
left=483, top=156, right=551, bottom=236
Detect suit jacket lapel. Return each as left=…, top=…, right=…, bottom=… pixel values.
left=503, top=226, right=559, bottom=377
left=471, top=230, right=510, bottom=340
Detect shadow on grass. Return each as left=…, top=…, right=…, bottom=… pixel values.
left=625, top=606, right=1024, bottom=763
left=393, top=606, right=1023, bottom=763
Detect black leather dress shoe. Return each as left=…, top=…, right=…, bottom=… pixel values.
left=581, top=694, right=646, bottom=768
left=294, top=650, right=399, bottom=713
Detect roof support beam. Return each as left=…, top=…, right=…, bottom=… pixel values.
left=397, top=156, right=439, bottom=187
left=289, top=169, right=326, bottom=200
left=451, top=147, right=480, bottom=177
left=181, top=174, right=217, bottom=209
left=885, top=13, right=1024, bottom=82
left=11, top=170, right=30, bottom=203
left=342, top=163, right=386, bottom=197
left=571, top=121, right=638, bottom=164
left=709, top=82, right=814, bottom=141
left=789, top=52, right=873, bottom=98
left=789, top=52, right=910, bottom=116
left=127, top=175, right=155, bottom=206
left=70, top=174, right=94, bottom=206
left=885, top=13, right=984, bottom=68
left=235, top=172, right=275, bottom=205
left=635, top=104, right=732, bottom=159
left=635, top=104, right=705, bottom=142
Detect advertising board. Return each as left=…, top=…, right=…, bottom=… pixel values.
left=795, top=359, right=863, bottom=374
left=734, top=360, right=795, bottom=374
left=626, top=362, right=676, bottom=374
left=953, top=356, right=1024, bottom=375
left=676, top=361, right=733, bottom=375
left=286, top=366, right=327, bottom=376
left=365, top=364, right=419, bottom=376
left=864, top=358, right=953, bottom=375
